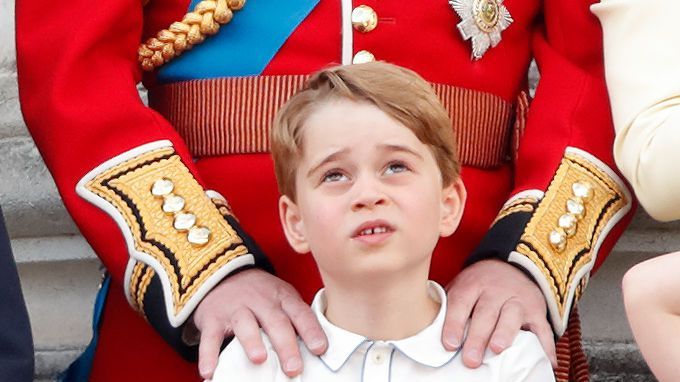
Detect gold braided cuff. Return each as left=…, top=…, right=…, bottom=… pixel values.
left=508, top=147, right=632, bottom=335
left=76, top=140, right=254, bottom=327
left=490, top=190, right=542, bottom=227
left=138, top=0, right=246, bottom=71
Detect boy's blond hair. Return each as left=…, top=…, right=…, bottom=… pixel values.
left=271, top=61, right=460, bottom=200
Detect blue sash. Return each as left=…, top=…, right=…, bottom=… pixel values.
left=158, top=0, right=320, bottom=82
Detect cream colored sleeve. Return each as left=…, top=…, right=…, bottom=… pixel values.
left=592, top=0, right=680, bottom=222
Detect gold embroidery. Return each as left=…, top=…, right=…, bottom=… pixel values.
left=138, top=0, right=246, bottom=71
left=129, top=262, right=147, bottom=312
left=86, top=147, right=248, bottom=314
left=211, top=197, right=235, bottom=218
left=515, top=152, right=628, bottom=317
left=574, top=277, right=587, bottom=302
left=491, top=196, right=539, bottom=226
left=137, top=266, right=156, bottom=315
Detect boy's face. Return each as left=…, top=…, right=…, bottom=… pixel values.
left=279, top=99, right=466, bottom=282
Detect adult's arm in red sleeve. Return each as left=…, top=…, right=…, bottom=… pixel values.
left=15, top=0, right=271, bottom=359
left=468, top=0, right=635, bottom=336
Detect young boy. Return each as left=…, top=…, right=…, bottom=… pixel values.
left=210, top=62, right=554, bottom=381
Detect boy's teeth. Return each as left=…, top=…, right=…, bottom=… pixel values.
left=360, top=226, right=388, bottom=235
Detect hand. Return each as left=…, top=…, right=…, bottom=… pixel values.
left=442, top=259, right=557, bottom=368
left=192, top=268, right=328, bottom=380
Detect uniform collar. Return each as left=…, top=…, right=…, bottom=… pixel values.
left=311, top=281, right=460, bottom=372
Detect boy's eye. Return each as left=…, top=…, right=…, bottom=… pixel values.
left=322, top=170, right=348, bottom=183
left=384, top=161, right=409, bottom=175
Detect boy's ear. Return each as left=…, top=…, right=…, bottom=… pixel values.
left=278, top=195, right=311, bottom=254
left=439, top=178, right=467, bottom=237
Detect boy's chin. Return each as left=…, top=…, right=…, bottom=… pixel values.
left=323, top=258, right=431, bottom=282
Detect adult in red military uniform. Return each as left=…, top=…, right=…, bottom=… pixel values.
left=16, top=0, right=634, bottom=381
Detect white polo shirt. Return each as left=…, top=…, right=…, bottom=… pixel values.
left=211, top=282, right=554, bottom=382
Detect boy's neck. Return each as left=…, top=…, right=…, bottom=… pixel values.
left=321, top=264, right=440, bottom=341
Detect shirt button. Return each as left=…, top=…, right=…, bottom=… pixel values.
left=351, top=5, right=378, bottom=33
left=373, top=352, right=385, bottom=364
left=352, top=50, right=375, bottom=64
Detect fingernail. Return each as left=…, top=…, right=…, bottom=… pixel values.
left=285, top=357, right=302, bottom=373
left=490, top=339, right=506, bottom=351
left=468, top=348, right=482, bottom=363
left=445, top=335, right=461, bottom=349
left=199, top=364, right=211, bottom=377
left=309, top=339, right=326, bottom=352
left=249, top=348, right=266, bottom=361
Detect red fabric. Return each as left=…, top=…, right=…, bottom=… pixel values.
left=15, top=0, right=633, bottom=380
left=266, top=0, right=535, bottom=100
left=93, top=281, right=200, bottom=381
left=15, top=0, right=202, bottom=282
left=509, top=1, right=629, bottom=211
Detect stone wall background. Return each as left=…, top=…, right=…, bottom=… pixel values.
left=3, top=2, right=671, bottom=380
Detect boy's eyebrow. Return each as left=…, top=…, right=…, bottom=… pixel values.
left=306, top=148, right=350, bottom=178
left=379, top=144, right=424, bottom=160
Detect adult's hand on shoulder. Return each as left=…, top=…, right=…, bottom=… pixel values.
left=442, top=259, right=557, bottom=368
left=192, top=268, right=327, bottom=379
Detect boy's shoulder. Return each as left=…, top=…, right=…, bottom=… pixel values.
left=213, top=331, right=323, bottom=382
left=479, top=330, right=554, bottom=381
left=212, top=330, right=289, bottom=381
left=486, top=329, right=545, bottom=360
left=510, top=329, right=544, bottom=350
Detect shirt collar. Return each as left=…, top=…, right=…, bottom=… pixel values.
left=311, top=290, right=368, bottom=372
left=389, top=282, right=459, bottom=367
left=311, top=281, right=460, bottom=371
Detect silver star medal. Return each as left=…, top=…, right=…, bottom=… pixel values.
left=449, top=0, right=513, bottom=60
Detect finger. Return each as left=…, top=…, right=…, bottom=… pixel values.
left=488, top=300, right=523, bottom=354
left=281, top=294, right=327, bottom=355
left=462, top=297, right=504, bottom=368
left=198, top=320, right=227, bottom=380
left=527, top=320, right=557, bottom=368
left=258, top=309, right=303, bottom=377
left=442, top=286, right=479, bottom=350
left=231, top=308, right=267, bottom=363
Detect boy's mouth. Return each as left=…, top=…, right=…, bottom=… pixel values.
left=358, top=226, right=390, bottom=236
left=352, top=220, right=395, bottom=241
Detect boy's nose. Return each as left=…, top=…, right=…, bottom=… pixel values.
left=351, top=180, right=388, bottom=211
left=351, top=195, right=387, bottom=211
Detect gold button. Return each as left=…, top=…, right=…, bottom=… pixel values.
left=174, top=212, right=197, bottom=232
left=352, top=50, right=375, bottom=64
left=572, top=181, right=593, bottom=202
left=151, top=178, right=174, bottom=197
left=162, top=194, right=185, bottom=214
left=188, top=226, right=211, bottom=246
left=352, top=5, right=378, bottom=33
left=549, top=229, right=567, bottom=252
left=566, top=198, right=585, bottom=220
left=558, top=214, right=578, bottom=237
